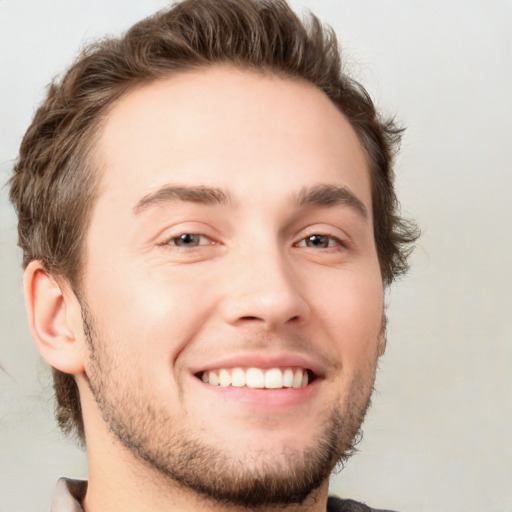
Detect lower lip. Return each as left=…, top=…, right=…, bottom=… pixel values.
left=190, top=375, right=322, bottom=409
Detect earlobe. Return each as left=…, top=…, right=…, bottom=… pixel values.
left=23, top=261, right=85, bottom=374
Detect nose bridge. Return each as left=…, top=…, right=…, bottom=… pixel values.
left=221, top=236, right=309, bottom=329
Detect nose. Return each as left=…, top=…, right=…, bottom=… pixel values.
left=219, top=245, right=311, bottom=330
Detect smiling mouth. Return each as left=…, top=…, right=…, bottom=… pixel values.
left=196, top=367, right=315, bottom=389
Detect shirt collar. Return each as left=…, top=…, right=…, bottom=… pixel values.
left=51, top=478, right=87, bottom=512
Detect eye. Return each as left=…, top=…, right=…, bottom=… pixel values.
left=167, top=233, right=212, bottom=248
left=297, top=234, right=343, bottom=249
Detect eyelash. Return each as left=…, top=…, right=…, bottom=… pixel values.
left=294, top=234, right=346, bottom=250
left=163, top=232, right=346, bottom=250
left=165, top=233, right=214, bottom=248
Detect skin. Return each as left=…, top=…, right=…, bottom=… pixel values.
left=25, top=66, right=385, bottom=512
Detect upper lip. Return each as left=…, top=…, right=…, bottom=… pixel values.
left=189, top=351, right=326, bottom=378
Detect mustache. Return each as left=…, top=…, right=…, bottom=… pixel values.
left=187, top=331, right=341, bottom=374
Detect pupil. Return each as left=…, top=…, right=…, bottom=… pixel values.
left=308, top=235, right=327, bottom=247
left=176, top=234, right=197, bottom=246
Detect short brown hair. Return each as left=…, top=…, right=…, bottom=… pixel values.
left=9, top=0, right=418, bottom=443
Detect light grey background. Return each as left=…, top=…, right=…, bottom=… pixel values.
left=1, top=1, right=511, bottom=511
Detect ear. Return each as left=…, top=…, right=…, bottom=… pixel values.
left=23, top=260, right=85, bottom=374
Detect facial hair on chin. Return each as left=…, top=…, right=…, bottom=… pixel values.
left=81, top=302, right=377, bottom=509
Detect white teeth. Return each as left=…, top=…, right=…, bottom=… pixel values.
left=264, top=368, right=283, bottom=389
left=283, top=368, right=294, bottom=388
left=231, top=367, right=246, bottom=387
left=219, top=369, right=231, bottom=387
left=208, top=371, right=219, bottom=386
left=292, top=369, right=303, bottom=388
left=246, top=368, right=265, bottom=388
left=200, top=367, right=311, bottom=389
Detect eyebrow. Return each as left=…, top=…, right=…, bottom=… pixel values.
left=133, top=183, right=368, bottom=219
left=133, top=185, right=231, bottom=214
left=294, top=184, right=368, bottom=219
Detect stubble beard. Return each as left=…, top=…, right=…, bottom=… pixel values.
left=81, top=304, right=378, bottom=509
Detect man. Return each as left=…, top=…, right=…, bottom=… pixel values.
left=8, top=0, right=417, bottom=511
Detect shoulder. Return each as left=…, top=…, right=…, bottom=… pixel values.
left=51, top=478, right=87, bottom=512
left=327, top=495, right=400, bottom=512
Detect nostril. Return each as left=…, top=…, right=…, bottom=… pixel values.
left=238, top=315, right=301, bottom=325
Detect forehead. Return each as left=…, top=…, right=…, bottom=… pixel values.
left=93, top=65, right=371, bottom=210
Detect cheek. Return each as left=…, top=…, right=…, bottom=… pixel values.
left=84, top=263, right=217, bottom=363
left=313, top=267, right=384, bottom=360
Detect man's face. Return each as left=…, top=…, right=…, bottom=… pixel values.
left=78, top=66, right=384, bottom=506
